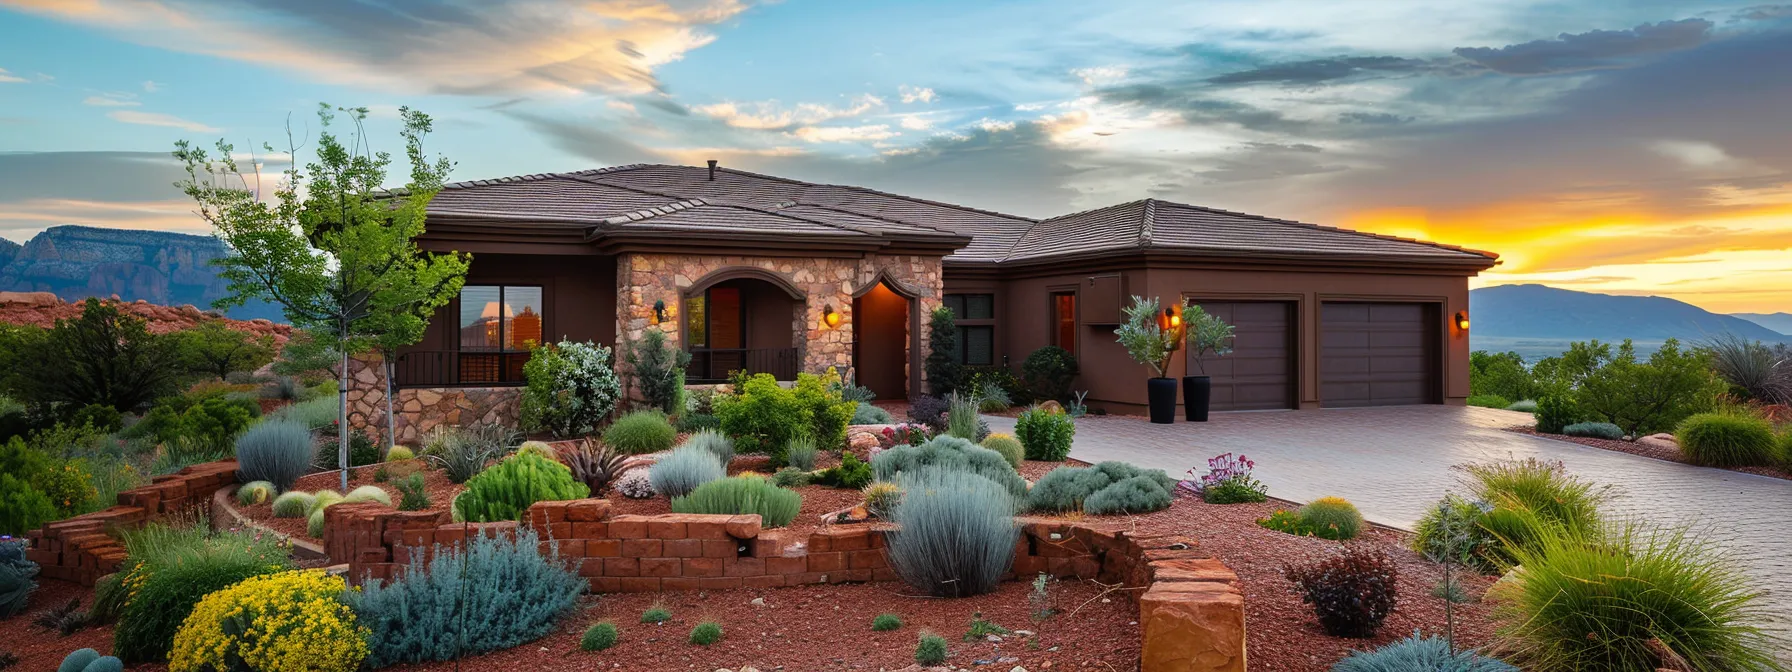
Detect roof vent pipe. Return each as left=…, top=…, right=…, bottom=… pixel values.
left=707, top=159, right=718, bottom=181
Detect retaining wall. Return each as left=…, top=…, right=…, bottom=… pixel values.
left=23, top=459, right=240, bottom=585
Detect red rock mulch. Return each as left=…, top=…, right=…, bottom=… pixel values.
left=238, top=462, right=461, bottom=544
left=1505, top=426, right=1792, bottom=482
left=0, top=579, right=120, bottom=672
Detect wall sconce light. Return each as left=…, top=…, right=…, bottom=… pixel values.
left=1455, top=310, right=1470, bottom=331
left=1158, top=305, right=1182, bottom=331
left=821, top=304, right=842, bottom=329
left=652, top=299, right=669, bottom=325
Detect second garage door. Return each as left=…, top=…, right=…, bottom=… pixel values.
left=1188, top=301, right=1294, bottom=411
left=1320, top=302, right=1439, bottom=407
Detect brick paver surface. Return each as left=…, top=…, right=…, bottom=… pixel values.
left=988, top=405, right=1792, bottom=631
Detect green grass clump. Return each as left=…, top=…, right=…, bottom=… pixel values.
left=1466, top=394, right=1512, bottom=409
left=783, top=436, right=818, bottom=470
left=1676, top=412, right=1778, bottom=467
left=580, top=622, right=619, bottom=651
left=343, top=484, right=392, bottom=506
left=307, top=490, right=344, bottom=516
left=270, top=491, right=314, bottom=518
left=641, top=606, right=672, bottom=624
left=688, top=621, right=722, bottom=646
left=1489, top=525, right=1784, bottom=672
left=307, top=507, right=327, bottom=537
left=771, top=467, right=810, bottom=488
left=604, top=410, right=677, bottom=455
left=872, top=613, right=902, bottom=631
left=386, top=446, right=414, bottom=461
left=980, top=433, right=1024, bottom=469
left=1297, top=496, right=1364, bottom=540
left=235, top=481, right=275, bottom=506
left=671, top=475, right=802, bottom=528
left=1463, top=459, right=1604, bottom=542
left=915, top=633, right=949, bottom=666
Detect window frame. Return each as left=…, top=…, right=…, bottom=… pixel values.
left=944, top=292, right=997, bottom=366
left=452, top=284, right=544, bottom=386
left=457, top=284, right=545, bottom=353
left=1050, top=289, right=1077, bottom=355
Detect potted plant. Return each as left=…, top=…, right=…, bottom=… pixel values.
left=1182, top=304, right=1235, bottom=422
left=1115, top=296, right=1185, bottom=424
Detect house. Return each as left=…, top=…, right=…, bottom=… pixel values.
left=348, top=162, right=1498, bottom=443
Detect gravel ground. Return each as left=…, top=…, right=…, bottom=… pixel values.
left=1504, top=426, right=1792, bottom=482
left=239, top=462, right=460, bottom=543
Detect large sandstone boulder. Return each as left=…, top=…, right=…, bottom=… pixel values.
left=0, top=290, right=60, bottom=307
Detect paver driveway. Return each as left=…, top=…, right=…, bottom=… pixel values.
left=987, top=405, right=1792, bottom=627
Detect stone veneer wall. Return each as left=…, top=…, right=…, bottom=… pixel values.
left=23, top=460, right=240, bottom=585
left=342, top=353, right=521, bottom=446
left=616, top=253, right=944, bottom=391
left=326, top=497, right=1246, bottom=672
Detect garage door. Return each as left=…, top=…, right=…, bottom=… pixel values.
left=1188, top=301, right=1294, bottom=411
left=1320, top=302, right=1439, bottom=408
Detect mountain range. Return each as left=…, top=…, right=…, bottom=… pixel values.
left=1468, top=284, right=1787, bottom=359
left=1732, top=312, right=1792, bottom=336
left=0, top=226, right=283, bottom=321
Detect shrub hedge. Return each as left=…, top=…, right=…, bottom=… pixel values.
left=1675, top=412, right=1777, bottom=467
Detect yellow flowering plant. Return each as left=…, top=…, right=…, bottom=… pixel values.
left=170, top=569, right=367, bottom=672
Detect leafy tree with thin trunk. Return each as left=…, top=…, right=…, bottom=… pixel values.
left=174, top=319, right=277, bottom=380
left=175, top=104, right=468, bottom=490
left=0, top=298, right=184, bottom=411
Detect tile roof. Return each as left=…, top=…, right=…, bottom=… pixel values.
left=422, top=165, right=1496, bottom=266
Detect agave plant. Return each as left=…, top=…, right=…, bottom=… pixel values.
left=559, top=439, right=629, bottom=495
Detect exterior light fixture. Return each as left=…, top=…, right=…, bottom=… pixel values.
left=1455, top=310, right=1470, bottom=331
left=652, top=299, right=669, bottom=324
left=1158, top=305, right=1182, bottom=331
left=822, top=304, right=842, bottom=328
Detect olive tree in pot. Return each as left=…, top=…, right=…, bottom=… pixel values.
left=1115, top=296, right=1185, bottom=424
left=1181, top=305, right=1235, bottom=422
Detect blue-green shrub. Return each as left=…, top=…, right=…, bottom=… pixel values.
left=648, top=445, right=726, bottom=498
left=670, top=476, right=802, bottom=528
left=1561, top=421, right=1624, bottom=440
left=1676, top=412, right=1777, bottom=467
left=783, top=436, right=817, bottom=470
left=852, top=404, right=893, bottom=425
left=58, top=648, right=123, bottom=672
left=1014, top=405, right=1074, bottom=461
left=1506, top=399, right=1538, bottom=413
left=871, top=435, right=1027, bottom=499
left=0, top=538, right=38, bottom=619
left=604, top=410, right=677, bottom=455
left=454, top=452, right=589, bottom=522
left=348, top=528, right=585, bottom=668
left=1027, top=462, right=1174, bottom=514
left=234, top=419, right=313, bottom=491
left=886, top=468, right=1018, bottom=597
left=681, top=429, right=734, bottom=467
left=1331, top=632, right=1516, bottom=672
left=1083, top=475, right=1173, bottom=515
left=270, top=491, right=314, bottom=518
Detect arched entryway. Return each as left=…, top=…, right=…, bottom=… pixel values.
left=683, top=268, right=805, bottom=382
left=853, top=279, right=913, bottom=400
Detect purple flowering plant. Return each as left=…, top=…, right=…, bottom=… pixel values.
left=1181, top=452, right=1268, bottom=504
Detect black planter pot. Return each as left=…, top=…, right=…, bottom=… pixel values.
left=1147, top=377, right=1178, bottom=424
left=1183, top=375, right=1213, bottom=422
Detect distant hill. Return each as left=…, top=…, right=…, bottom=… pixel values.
left=0, top=226, right=284, bottom=322
left=1732, top=312, right=1792, bottom=336
left=1468, top=284, right=1787, bottom=359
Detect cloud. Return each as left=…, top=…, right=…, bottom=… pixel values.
left=1453, top=19, right=1712, bottom=75
left=789, top=124, right=896, bottom=143
left=107, top=110, right=219, bottom=133
left=1071, top=66, right=1127, bottom=85
left=1206, top=56, right=1436, bottom=85
left=141, top=80, right=161, bottom=92
left=897, top=115, right=933, bottom=131
left=83, top=93, right=140, bottom=107
left=692, top=94, right=884, bottom=130
left=898, top=85, right=936, bottom=103
left=1, top=0, right=750, bottom=96
left=0, top=67, right=25, bottom=83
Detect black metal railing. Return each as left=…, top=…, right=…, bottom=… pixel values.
left=394, top=349, right=531, bottom=388
left=687, top=347, right=799, bottom=382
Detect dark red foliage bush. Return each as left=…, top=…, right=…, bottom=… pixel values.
left=1282, top=545, right=1399, bottom=638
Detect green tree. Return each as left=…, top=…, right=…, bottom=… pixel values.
left=1532, top=340, right=1610, bottom=394
left=924, top=305, right=961, bottom=396
left=1183, top=304, right=1234, bottom=375
left=0, top=299, right=183, bottom=412
left=173, top=319, right=277, bottom=380
left=626, top=328, right=691, bottom=414
left=175, top=104, right=469, bottom=490
left=1469, top=350, right=1536, bottom=401
left=270, top=329, right=341, bottom=384
left=1575, top=339, right=1725, bottom=437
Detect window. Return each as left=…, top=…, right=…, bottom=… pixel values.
left=943, top=293, right=996, bottom=366
left=1052, top=291, right=1076, bottom=352
left=455, top=285, right=542, bottom=384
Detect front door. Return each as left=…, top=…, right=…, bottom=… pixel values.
left=853, top=282, right=910, bottom=400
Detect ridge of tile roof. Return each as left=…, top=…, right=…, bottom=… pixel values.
left=1150, top=200, right=1496, bottom=260
left=709, top=165, right=1039, bottom=224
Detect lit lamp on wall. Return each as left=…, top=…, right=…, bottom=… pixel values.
left=1455, top=310, right=1470, bottom=332
left=821, top=304, right=842, bottom=329
left=651, top=299, right=669, bottom=325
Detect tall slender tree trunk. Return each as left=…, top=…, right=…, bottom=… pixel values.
left=338, top=324, right=351, bottom=492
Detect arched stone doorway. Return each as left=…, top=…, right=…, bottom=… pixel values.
left=682, top=270, right=805, bottom=382
left=853, top=278, right=914, bottom=400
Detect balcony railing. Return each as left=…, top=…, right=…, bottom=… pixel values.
left=394, top=349, right=531, bottom=388
left=687, top=347, right=799, bottom=383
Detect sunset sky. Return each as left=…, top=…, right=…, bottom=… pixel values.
left=1, top=0, right=1788, bottom=313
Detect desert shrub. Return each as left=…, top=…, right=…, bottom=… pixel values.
left=604, top=410, right=676, bottom=455
left=1703, top=332, right=1791, bottom=404
left=1575, top=339, right=1725, bottom=437
left=348, top=528, right=584, bottom=667
left=515, top=441, right=557, bottom=462
left=771, top=467, right=810, bottom=488
left=924, top=305, right=962, bottom=396
left=0, top=539, right=37, bottom=619
left=1028, top=466, right=1114, bottom=513
left=168, top=569, right=364, bottom=672
left=559, top=439, right=627, bottom=496
left=580, top=622, right=619, bottom=652
left=1331, top=631, right=1517, bottom=672
left=1560, top=421, right=1624, bottom=440
left=872, top=435, right=1027, bottom=499
left=615, top=468, right=655, bottom=498
left=395, top=473, right=430, bottom=511
left=1505, top=399, right=1538, bottom=413
left=872, top=613, right=902, bottom=631
left=946, top=392, right=983, bottom=440
left=234, top=419, right=312, bottom=491
left=682, top=429, right=735, bottom=467
left=1467, top=394, right=1512, bottom=409
left=270, top=491, right=314, bottom=518
left=1675, top=412, right=1777, bottom=467
left=173, top=396, right=259, bottom=449
left=1410, top=495, right=1502, bottom=574
left=811, top=452, right=873, bottom=490
left=1298, top=497, right=1365, bottom=540
left=980, top=433, right=1024, bottom=469
left=783, top=436, right=817, bottom=470
left=1534, top=394, right=1578, bottom=434
left=640, top=606, right=672, bottom=624
left=344, top=484, right=391, bottom=506
left=386, top=445, right=414, bottom=461
left=915, top=633, right=949, bottom=666
left=235, top=480, right=275, bottom=506
left=1014, top=405, right=1074, bottom=461
left=1489, top=525, right=1783, bottom=672
left=112, top=522, right=292, bottom=664
left=266, top=395, right=339, bottom=431
left=1021, top=345, right=1079, bottom=403
left=1463, top=459, right=1604, bottom=543
left=674, top=412, right=719, bottom=433
left=0, top=299, right=184, bottom=411
left=454, top=451, right=589, bottom=522
left=627, top=329, right=691, bottom=415
left=315, top=430, right=379, bottom=471
left=1191, top=452, right=1268, bottom=504
left=886, top=468, right=1018, bottom=597
left=795, top=370, right=856, bottom=450
left=1084, top=475, right=1173, bottom=515
left=263, top=375, right=303, bottom=401
left=973, top=382, right=1011, bottom=413
left=907, top=395, right=950, bottom=432
left=862, top=481, right=902, bottom=519
left=715, top=373, right=810, bottom=460
left=520, top=340, right=622, bottom=437
left=852, top=403, right=893, bottom=425
left=671, top=475, right=802, bottom=528
left=422, top=424, right=519, bottom=484
left=689, top=621, right=723, bottom=646
left=648, top=445, right=726, bottom=498
left=1283, top=546, right=1398, bottom=638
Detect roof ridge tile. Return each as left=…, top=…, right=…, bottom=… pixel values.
left=1153, top=200, right=1497, bottom=260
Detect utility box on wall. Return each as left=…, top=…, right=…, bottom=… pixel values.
left=1081, top=274, right=1124, bottom=325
